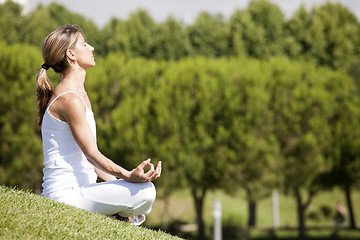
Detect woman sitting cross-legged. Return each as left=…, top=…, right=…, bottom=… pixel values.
left=36, top=24, right=162, bottom=225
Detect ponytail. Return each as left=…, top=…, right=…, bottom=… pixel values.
left=36, top=67, right=53, bottom=126
left=36, top=24, right=82, bottom=126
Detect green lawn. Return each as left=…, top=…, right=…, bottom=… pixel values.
left=147, top=187, right=360, bottom=239
left=0, top=186, right=182, bottom=240
left=1, top=185, right=360, bottom=240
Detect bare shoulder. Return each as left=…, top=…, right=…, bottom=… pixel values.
left=52, top=91, right=86, bottom=122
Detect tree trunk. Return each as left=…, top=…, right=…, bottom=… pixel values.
left=295, top=190, right=306, bottom=239
left=246, top=188, right=257, bottom=227
left=248, top=199, right=257, bottom=227
left=294, top=189, right=315, bottom=239
left=345, top=186, right=356, bottom=229
left=161, top=196, right=170, bottom=230
left=192, top=188, right=206, bottom=240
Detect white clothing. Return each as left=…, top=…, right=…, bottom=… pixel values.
left=45, top=180, right=155, bottom=217
left=41, top=91, right=156, bottom=217
left=41, top=91, right=98, bottom=195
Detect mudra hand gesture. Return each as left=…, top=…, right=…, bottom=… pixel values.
left=128, top=158, right=162, bottom=183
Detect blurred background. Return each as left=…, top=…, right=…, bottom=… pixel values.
left=1, top=0, right=360, bottom=239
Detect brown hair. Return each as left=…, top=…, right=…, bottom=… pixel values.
left=36, top=24, right=83, bottom=126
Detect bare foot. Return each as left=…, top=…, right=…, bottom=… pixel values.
left=108, top=214, right=129, bottom=222
left=109, top=214, right=146, bottom=225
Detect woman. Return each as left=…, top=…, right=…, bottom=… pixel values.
left=36, top=24, right=161, bottom=225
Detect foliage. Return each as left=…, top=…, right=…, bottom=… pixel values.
left=286, top=3, right=360, bottom=69
left=151, top=16, right=192, bottom=60
left=85, top=54, right=358, bottom=237
left=0, top=1, right=26, bottom=44
left=1, top=0, right=360, bottom=237
left=0, top=42, right=43, bottom=191
left=103, top=9, right=157, bottom=58
left=187, top=12, right=230, bottom=57
left=246, top=0, right=285, bottom=57
left=1, top=0, right=360, bottom=70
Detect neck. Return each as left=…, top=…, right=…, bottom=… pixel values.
left=61, top=67, right=87, bottom=93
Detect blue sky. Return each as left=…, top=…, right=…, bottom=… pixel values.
left=27, top=0, right=360, bottom=27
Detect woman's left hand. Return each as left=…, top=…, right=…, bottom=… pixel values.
left=128, top=158, right=162, bottom=183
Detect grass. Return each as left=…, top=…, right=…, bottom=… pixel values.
left=2, top=185, right=360, bottom=240
left=147, top=188, right=360, bottom=239
left=148, top=187, right=360, bottom=227
left=0, top=185, right=182, bottom=240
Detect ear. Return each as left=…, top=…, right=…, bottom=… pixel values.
left=66, top=49, right=76, bottom=62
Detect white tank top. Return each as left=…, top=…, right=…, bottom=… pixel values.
left=41, top=91, right=98, bottom=196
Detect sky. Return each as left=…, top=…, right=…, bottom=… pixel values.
left=23, top=0, right=360, bottom=27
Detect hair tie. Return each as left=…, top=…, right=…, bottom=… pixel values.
left=41, top=63, right=51, bottom=70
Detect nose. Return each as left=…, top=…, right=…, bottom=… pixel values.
left=89, top=44, right=94, bottom=53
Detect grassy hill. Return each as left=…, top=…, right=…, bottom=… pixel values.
left=0, top=186, right=182, bottom=240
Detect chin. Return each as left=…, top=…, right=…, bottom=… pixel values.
left=88, top=62, right=96, bottom=69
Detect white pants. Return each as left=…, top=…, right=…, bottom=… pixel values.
left=43, top=179, right=156, bottom=217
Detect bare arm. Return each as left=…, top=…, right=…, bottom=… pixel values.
left=57, top=94, right=161, bottom=182
left=95, top=167, right=117, bottom=181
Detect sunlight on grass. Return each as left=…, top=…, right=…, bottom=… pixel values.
left=0, top=186, right=182, bottom=240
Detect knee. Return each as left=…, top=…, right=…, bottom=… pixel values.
left=143, top=182, right=156, bottom=204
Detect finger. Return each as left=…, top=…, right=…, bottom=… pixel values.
left=143, top=163, right=155, bottom=179
left=147, top=162, right=155, bottom=171
left=137, top=158, right=151, bottom=170
left=155, top=161, right=162, bottom=176
left=157, top=161, right=162, bottom=177
left=149, top=162, right=162, bottom=181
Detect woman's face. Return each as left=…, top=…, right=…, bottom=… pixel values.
left=72, top=34, right=95, bottom=70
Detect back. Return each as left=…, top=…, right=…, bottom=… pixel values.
left=41, top=91, right=97, bottom=196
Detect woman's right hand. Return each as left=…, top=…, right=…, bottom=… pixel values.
left=127, top=158, right=162, bottom=183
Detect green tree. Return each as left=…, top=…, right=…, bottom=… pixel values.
left=0, top=43, right=43, bottom=191
left=228, top=9, right=247, bottom=57
left=86, top=54, right=163, bottom=166
left=324, top=72, right=360, bottom=229
left=312, top=3, right=360, bottom=69
left=246, top=0, right=285, bottom=57
left=232, top=9, right=267, bottom=59
left=150, top=16, right=191, bottom=60
left=187, top=12, right=230, bottom=57
left=103, top=18, right=132, bottom=57
left=268, top=59, right=349, bottom=237
left=283, top=5, right=309, bottom=59
left=0, top=1, right=26, bottom=44
left=287, top=3, right=360, bottom=70
left=151, top=58, right=236, bottom=238
left=103, top=9, right=157, bottom=58
left=227, top=59, right=281, bottom=227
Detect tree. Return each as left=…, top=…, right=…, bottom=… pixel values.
left=0, top=1, right=26, bottom=44
left=150, top=16, right=191, bottom=60
left=187, top=12, right=230, bottom=57
left=102, top=18, right=131, bottom=56
left=231, top=9, right=267, bottom=59
left=246, top=0, right=285, bottom=57
left=228, top=9, right=247, bottom=57
left=324, top=71, right=360, bottom=229
left=283, top=5, right=309, bottom=59
left=268, top=59, right=349, bottom=237
left=0, top=43, right=43, bottom=191
left=287, top=3, right=360, bottom=70
left=86, top=54, right=163, bottom=166
left=227, top=59, right=281, bottom=227
left=103, top=9, right=157, bottom=58
left=311, top=3, right=360, bottom=70
left=151, top=58, right=236, bottom=238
